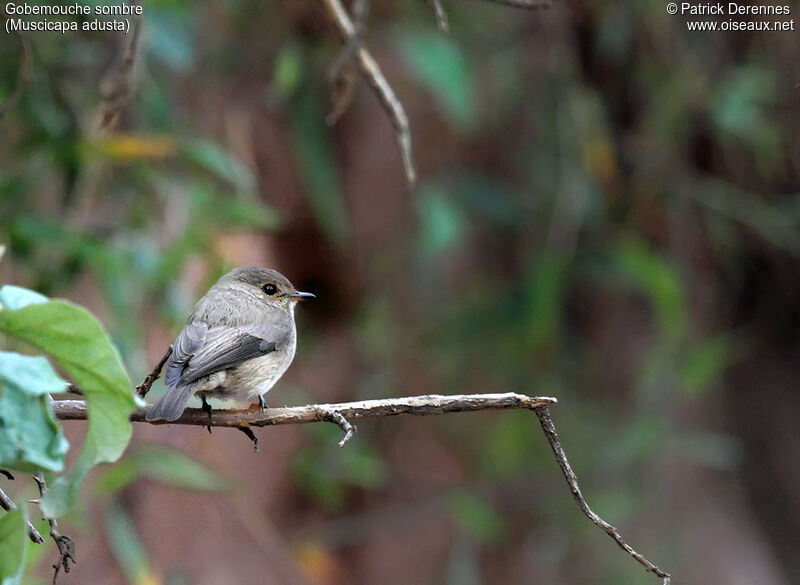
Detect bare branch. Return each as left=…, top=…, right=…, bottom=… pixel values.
left=32, top=473, right=76, bottom=584
left=325, top=0, right=367, bottom=125
left=0, top=9, right=33, bottom=120
left=534, top=407, right=671, bottom=584
left=0, top=485, right=44, bottom=544
left=50, top=391, right=670, bottom=582
left=319, top=0, right=416, bottom=186
left=53, top=393, right=555, bottom=427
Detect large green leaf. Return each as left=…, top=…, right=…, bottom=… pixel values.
left=290, top=86, right=349, bottom=247
left=395, top=31, right=475, bottom=132
left=0, top=509, right=28, bottom=585
left=0, top=286, right=140, bottom=517
left=0, top=351, right=69, bottom=472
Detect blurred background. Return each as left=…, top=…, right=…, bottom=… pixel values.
left=1, top=1, right=799, bottom=584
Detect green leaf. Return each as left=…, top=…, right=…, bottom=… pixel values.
left=524, top=254, right=567, bottom=351
left=105, top=502, right=156, bottom=585
left=290, top=87, right=349, bottom=247
left=415, top=184, right=465, bottom=258
left=96, top=445, right=230, bottom=494
left=0, top=351, right=69, bottom=472
left=291, top=424, right=387, bottom=511
left=183, top=140, right=256, bottom=194
left=146, top=4, right=195, bottom=71
left=0, top=509, right=28, bottom=585
left=0, top=290, right=139, bottom=516
left=292, top=452, right=346, bottom=511
left=681, top=335, right=737, bottom=396
left=273, top=44, right=303, bottom=94
left=615, top=238, right=686, bottom=345
left=395, top=31, right=475, bottom=131
left=478, top=411, right=541, bottom=479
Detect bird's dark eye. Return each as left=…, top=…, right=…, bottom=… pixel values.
left=262, top=283, right=277, bottom=295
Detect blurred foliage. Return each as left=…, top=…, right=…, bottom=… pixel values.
left=292, top=424, right=388, bottom=512
left=105, top=502, right=158, bottom=585
left=0, top=285, right=139, bottom=517
left=447, top=489, right=506, bottom=545
left=395, top=31, right=476, bottom=132
left=96, top=444, right=231, bottom=495
left=0, top=509, right=28, bottom=585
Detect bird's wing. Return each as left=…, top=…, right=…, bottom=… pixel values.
left=164, top=320, right=208, bottom=387
left=171, top=322, right=292, bottom=386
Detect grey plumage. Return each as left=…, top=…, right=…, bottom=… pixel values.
left=146, top=267, right=312, bottom=422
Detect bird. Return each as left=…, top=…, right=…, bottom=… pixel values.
left=146, top=266, right=314, bottom=422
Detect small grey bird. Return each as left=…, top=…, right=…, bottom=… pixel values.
left=146, top=267, right=314, bottom=422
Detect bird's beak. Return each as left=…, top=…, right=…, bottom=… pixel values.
left=288, top=291, right=315, bottom=301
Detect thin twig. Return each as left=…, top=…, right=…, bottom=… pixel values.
left=426, top=0, right=450, bottom=31
left=0, top=485, right=44, bottom=544
left=534, top=406, right=671, bottom=584
left=95, top=0, right=143, bottom=133
left=319, top=0, right=416, bottom=186
left=325, top=0, right=368, bottom=125
left=0, top=9, right=33, bottom=120
left=136, top=345, right=173, bottom=398
left=32, top=473, right=76, bottom=584
left=315, top=406, right=357, bottom=446
left=67, top=344, right=172, bottom=400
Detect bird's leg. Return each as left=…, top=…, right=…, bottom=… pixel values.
left=238, top=427, right=259, bottom=452
left=258, top=394, right=268, bottom=411
left=201, top=395, right=212, bottom=434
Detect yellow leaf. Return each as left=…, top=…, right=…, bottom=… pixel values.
left=91, top=134, right=178, bottom=161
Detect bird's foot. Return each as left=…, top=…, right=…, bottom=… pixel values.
left=201, top=395, right=213, bottom=417
left=238, top=426, right=259, bottom=452
left=201, top=396, right=212, bottom=434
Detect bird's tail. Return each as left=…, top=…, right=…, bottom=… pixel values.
left=145, top=383, right=195, bottom=421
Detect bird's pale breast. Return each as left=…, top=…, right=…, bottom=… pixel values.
left=195, top=333, right=297, bottom=401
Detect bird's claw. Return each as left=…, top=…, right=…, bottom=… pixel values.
left=201, top=396, right=213, bottom=433
left=238, top=426, right=259, bottom=452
